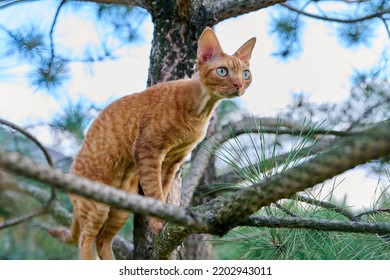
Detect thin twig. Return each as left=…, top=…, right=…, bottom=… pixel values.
left=48, top=0, right=67, bottom=64
left=0, top=118, right=54, bottom=167
left=242, top=215, right=390, bottom=235
left=0, top=0, right=40, bottom=9
left=0, top=117, right=57, bottom=203
left=356, top=208, right=390, bottom=219
left=274, top=202, right=299, bottom=218
left=294, top=194, right=359, bottom=221
left=281, top=3, right=390, bottom=24
left=0, top=208, right=47, bottom=230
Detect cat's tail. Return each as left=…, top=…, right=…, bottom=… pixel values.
left=49, top=210, right=79, bottom=244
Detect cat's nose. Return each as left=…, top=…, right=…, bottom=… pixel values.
left=233, top=82, right=242, bottom=91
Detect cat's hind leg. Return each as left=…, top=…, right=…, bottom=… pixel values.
left=96, top=208, right=130, bottom=260
left=78, top=200, right=110, bottom=260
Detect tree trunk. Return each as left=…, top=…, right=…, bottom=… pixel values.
left=132, top=0, right=288, bottom=260
left=133, top=0, right=209, bottom=260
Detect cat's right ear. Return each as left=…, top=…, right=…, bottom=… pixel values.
left=197, top=27, right=224, bottom=65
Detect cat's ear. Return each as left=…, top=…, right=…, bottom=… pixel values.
left=197, top=27, right=224, bottom=64
left=234, top=37, right=256, bottom=64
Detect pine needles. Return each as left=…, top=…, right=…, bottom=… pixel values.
left=205, top=117, right=390, bottom=260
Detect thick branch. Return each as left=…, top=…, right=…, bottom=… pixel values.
left=215, top=137, right=339, bottom=184
left=74, top=0, right=150, bottom=10
left=182, top=117, right=333, bottom=206
left=0, top=148, right=204, bottom=230
left=215, top=120, right=390, bottom=234
left=157, top=120, right=390, bottom=256
left=206, top=0, right=287, bottom=25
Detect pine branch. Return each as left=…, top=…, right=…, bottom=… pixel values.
left=242, top=215, right=390, bottom=235
left=155, top=116, right=390, bottom=258
left=0, top=118, right=54, bottom=167
left=49, top=0, right=67, bottom=60
left=182, top=117, right=333, bottom=205
left=214, top=120, right=390, bottom=234
left=0, top=208, right=47, bottom=230
left=0, top=148, right=204, bottom=230
left=294, top=194, right=358, bottom=221
left=1, top=120, right=389, bottom=259
left=281, top=3, right=390, bottom=24
left=356, top=208, right=390, bottom=219
left=0, top=117, right=57, bottom=202
left=0, top=170, right=133, bottom=259
left=214, top=137, right=339, bottom=184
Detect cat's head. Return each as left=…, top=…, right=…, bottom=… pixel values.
left=197, top=27, right=256, bottom=99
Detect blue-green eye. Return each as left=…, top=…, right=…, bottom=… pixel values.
left=216, top=67, right=228, bottom=77
left=243, top=70, right=251, bottom=80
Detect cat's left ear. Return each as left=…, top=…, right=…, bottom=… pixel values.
left=234, top=37, right=256, bottom=64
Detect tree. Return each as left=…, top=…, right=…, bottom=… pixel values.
left=0, top=0, right=389, bottom=260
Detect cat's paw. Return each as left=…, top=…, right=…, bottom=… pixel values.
left=49, top=227, right=71, bottom=241
left=149, top=217, right=165, bottom=234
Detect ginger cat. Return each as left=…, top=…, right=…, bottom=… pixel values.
left=51, top=27, right=256, bottom=259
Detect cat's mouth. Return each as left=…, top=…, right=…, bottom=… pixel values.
left=227, top=90, right=243, bottom=98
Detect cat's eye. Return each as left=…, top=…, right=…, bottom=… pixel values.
left=216, top=67, right=228, bottom=77
left=242, top=70, right=251, bottom=80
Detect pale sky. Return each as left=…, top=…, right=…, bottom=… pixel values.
left=0, top=2, right=389, bottom=210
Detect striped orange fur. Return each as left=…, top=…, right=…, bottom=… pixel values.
left=51, top=28, right=256, bottom=259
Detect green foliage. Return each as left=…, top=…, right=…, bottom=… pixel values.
left=29, top=57, right=69, bottom=91
left=50, top=100, right=95, bottom=143
left=269, top=10, right=303, bottom=59
left=0, top=191, right=78, bottom=260
left=208, top=118, right=321, bottom=184
left=4, top=24, right=46, bottom=61
left=213, top=181, right=390, bottom=260
left=0, top=2, right=147, bottom=94
left=337, top=22, right=375, bottom=48
left=208, top=118, right=390, bottom=259
left=95, top=4, right=147, bottom=43
left=215, top=193, right=390, bottom=260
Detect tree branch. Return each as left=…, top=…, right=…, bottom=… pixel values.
left=281, top=3, right=390, bottom=24
left=0, top=170, right=133, bottom=259
left=0, top=208, right=47, bottom=230
left=294, top=194, right=358, bottom=221
left=0, top=117, right=54, bottom=167
left=215, top=137, right=339, bottom=184
left=206, top=0, right=287, bottom=25
left=49, top=0, right=67, bottom=60
left=1, top=120, right=389, bottom=258
left=214, top=120, right=390, bottom=234
left=0, top=148, right=204, bottom=230
left=242, top=215, right=390, bottom=235
left=73, top=0, right=150, bottom=10
left=182, top=117, right=339, bottom=206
